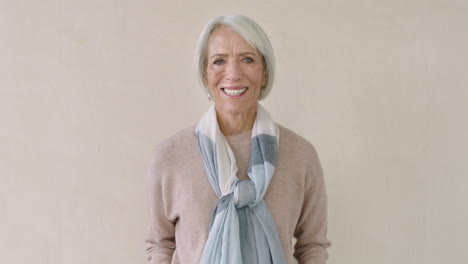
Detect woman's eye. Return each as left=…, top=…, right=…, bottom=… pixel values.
left=243, top=57, right=254, bottom=63
left=214, top=59, right=224, bottom=65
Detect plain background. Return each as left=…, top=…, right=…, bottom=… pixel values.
left=1, top=0, right=467, bottom=263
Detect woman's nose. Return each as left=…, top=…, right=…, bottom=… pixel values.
left=225, top=62, right=242, bottom=81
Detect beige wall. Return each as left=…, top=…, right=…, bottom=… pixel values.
left=1, top=0, right=467, bottom=263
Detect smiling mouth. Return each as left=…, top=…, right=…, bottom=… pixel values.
left=222, top=87, right=248, bottom=97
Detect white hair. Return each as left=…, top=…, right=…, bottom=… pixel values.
left=194, top=15, right=275, bottom=100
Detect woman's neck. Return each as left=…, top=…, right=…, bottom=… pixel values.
left=216, top=106, right=257, bottom=136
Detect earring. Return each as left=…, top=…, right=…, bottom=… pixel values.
left=207, top=93, right=211, bottom=102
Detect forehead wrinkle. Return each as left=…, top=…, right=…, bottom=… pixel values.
left=207, top=27, right=258, bottom=58
left=208, top=44, right=257, bottom=55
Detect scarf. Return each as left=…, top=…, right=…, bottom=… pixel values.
left=195, top=103, right=287, bottom=264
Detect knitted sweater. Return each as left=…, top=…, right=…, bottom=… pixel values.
left=145, top=124, right=331, bottom=264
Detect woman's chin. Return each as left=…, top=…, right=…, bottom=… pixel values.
left=215, top=103, right=257, bottom=118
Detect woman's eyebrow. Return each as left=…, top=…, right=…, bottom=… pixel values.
left=210, top=52, right=258, bottom=59
left=238, top=52, right=257, bottom=57
left=210, top=53, right=226, bottom=58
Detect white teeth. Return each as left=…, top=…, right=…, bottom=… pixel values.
left=224, top=88, right=247, bottom=96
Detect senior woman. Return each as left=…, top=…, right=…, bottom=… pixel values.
left=146, top=15, right=331, bottom=264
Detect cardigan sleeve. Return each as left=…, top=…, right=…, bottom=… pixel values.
left=293, top=144, right=331, bottom=264
left=145, top=146, right=176, bottom=264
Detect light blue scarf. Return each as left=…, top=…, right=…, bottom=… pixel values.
left=195, top=103, right=287, bottom=264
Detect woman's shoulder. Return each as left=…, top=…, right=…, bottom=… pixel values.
left=155, top=124, right=197, bottom=149
left=277, top=124, right=320, bottom=156
left=276, top=124, right=324, bottom=186
left=149, top=124, right=198, bottom=165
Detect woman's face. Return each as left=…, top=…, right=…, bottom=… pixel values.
left=205, top=26, right=267, bottom=118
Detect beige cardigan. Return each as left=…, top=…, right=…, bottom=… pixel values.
left=145, top=124, right=331, bottom=264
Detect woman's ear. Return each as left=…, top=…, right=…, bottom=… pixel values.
left=262, top=71, right=268, bottom=86
left=203, top=71, right=208, bottom=86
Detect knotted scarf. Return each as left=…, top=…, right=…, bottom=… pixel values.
left=195, top=103, right=287, bottom=264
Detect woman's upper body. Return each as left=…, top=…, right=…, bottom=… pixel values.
left=145, top=123, right=330, bottom=264
left=146, top=14, right=330, bottom=264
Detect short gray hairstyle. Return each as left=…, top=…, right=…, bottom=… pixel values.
left=194, top=15, right=275, bottom=100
